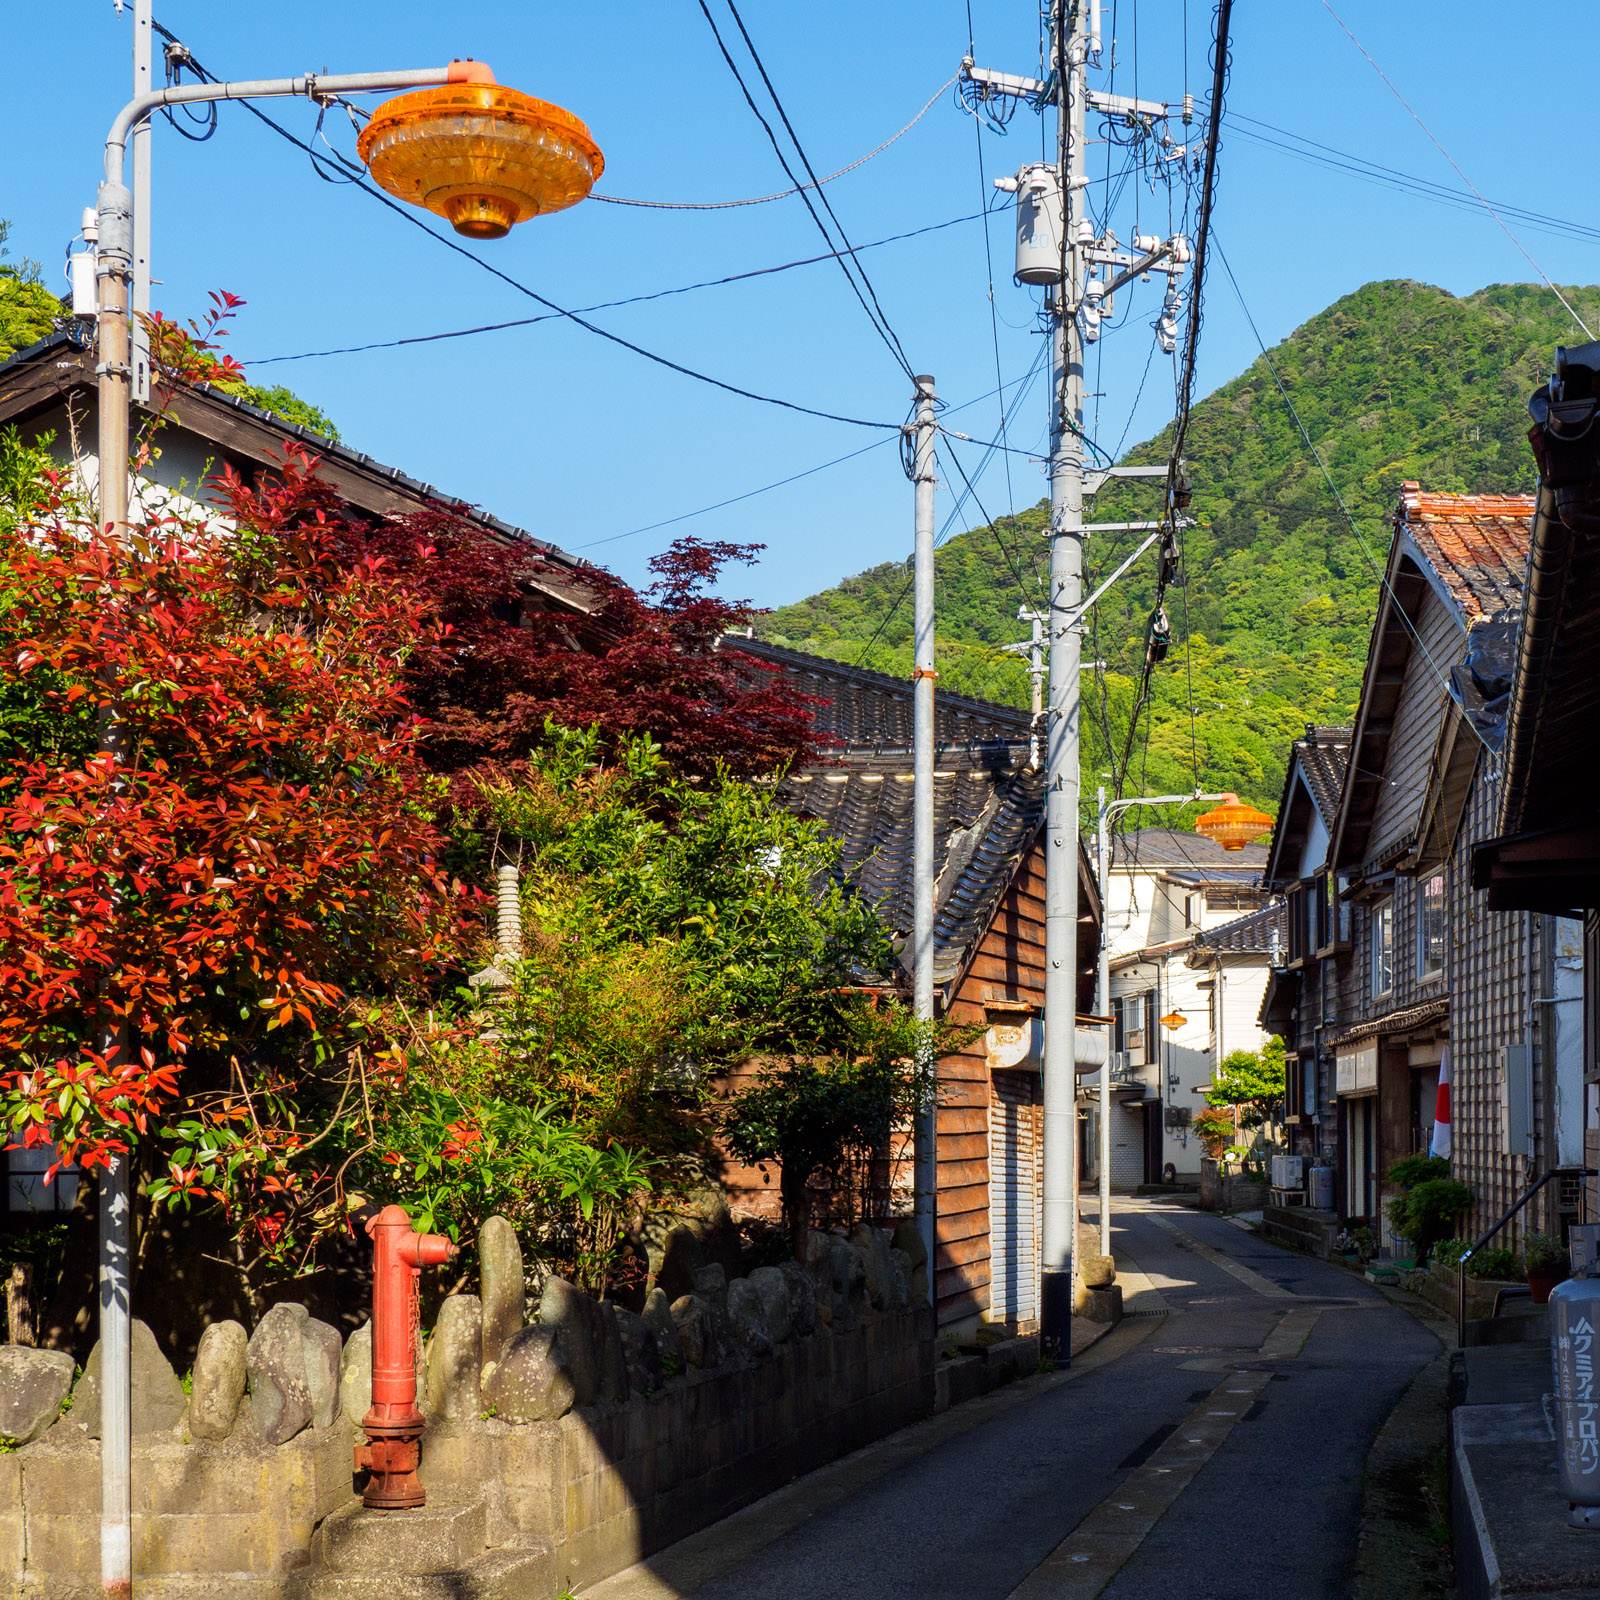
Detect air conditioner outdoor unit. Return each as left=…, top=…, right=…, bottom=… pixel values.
left=1270, top=1155, right=1305, bottom=1189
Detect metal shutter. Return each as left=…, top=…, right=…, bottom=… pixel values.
left=989, top=1074, right=1039, bottom=1323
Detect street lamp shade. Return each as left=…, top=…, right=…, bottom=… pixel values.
left=1160, top=1012, right=1186, bottom=1031
left=1194, top=794, right=1273, bottom=851
left=357, top=68, right=604, bottom=239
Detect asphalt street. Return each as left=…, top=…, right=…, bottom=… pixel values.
left=591, top=1196, right=1442, bottom=1600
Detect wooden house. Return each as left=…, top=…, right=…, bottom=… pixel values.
left=1325, top=484, right=1584, bottom=1245
left=1474, top=345, right=1600, bottom=1218
left=715, top=641, right=1102, bottom=1339
left=1259, top=726, right=1353, bottom=1171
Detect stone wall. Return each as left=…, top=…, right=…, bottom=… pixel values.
left=1198, top=1159, right=1271, bottom=1214
left=0, top=1218, right=935, bottom=1599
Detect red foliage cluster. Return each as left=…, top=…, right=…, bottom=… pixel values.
left=0, top=448, right=466, bottom=1171
left=343, top=515, right=821, bottom=780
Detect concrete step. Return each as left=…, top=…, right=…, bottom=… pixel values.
left=312, top=1496, right=488, bottom=1575
left=289, top=1543, right=555, bottom=1600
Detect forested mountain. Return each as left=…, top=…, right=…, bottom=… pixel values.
left=759, top=279, right=1599, bottom=813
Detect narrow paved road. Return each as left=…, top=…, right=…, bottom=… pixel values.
left=589, top=1197, right=1442, bottom=1600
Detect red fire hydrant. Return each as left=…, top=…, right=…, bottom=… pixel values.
left=354, top=1204, right=458, bottom=1509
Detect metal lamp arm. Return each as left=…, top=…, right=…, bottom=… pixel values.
left=102, top=66, right=464, bottom=185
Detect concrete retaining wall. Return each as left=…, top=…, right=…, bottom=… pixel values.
left=1198, top=1160, right=1271, bottom=1214
left=0, top=1310, right=933, bottom=1599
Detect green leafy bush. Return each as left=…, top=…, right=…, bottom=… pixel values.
left=1387, top=1178, right=1473, bottom=1262
left=1465, top=1247, right=1523, bottom=1282
left=1525, top=1233, right=1570, bottom=1278
left=1387, top=1154, right=1451, bottom=1190
left=1431, top=1238, right=1469, bottom=1270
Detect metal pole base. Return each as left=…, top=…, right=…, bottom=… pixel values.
left=1040, top=1267, right=1074, bottom=1367
left=356, top=1409, right=428, bottom=1509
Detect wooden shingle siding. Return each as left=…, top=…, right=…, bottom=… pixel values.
left=1366, top=591, right=1463, bottom=869
left=934, top=837, right=1049, bottom=1330
left=1446, top=765, right=1552, bottom=1240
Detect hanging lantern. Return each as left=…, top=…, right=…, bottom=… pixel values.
left=1160, top=1012, right=1187, bottom=1031
left=1195, top=793, right=1274, bottom=851
left=358, top=65, right=604, bottom=239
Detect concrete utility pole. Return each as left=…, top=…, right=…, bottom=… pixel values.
left=911, top=374, right=939, bottom=1280
left=964, top=0, right=1194, bottom=1362
left=1038, top=0, right=1088, bottom=1357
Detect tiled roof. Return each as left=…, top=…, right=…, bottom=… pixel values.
left=1110, top=826, right=1268, bottom=874
left=752, top=641, right=1081, bottom=990
left=1189, top=901, right=1286, bottom=959
left=1327, top=998, right=1449, bottom=1049
left=0, top=327, right=583, bottom=574
left=732, top=637, right=1034, bottom=749
left=1396, top=482, right=1533, bottom=621
left=1295, top=725, right=1352, bottom=822
left=780, top=749, right=1044, bottom=986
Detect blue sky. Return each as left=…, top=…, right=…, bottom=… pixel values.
left=5, top=2, right=1598, bottom=609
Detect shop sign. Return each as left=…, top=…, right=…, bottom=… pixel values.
left=1336, top=1039, right=1378, bottom=1094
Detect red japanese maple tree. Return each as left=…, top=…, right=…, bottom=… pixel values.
left=343, top=515, right=822, bottom=779
left=0, top=446, right=466, bottom=1178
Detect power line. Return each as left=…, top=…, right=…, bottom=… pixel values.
left=591, top=74, right=957, bottom=208
left=152, top=22, right=898, bottom=432
left=582, top=359, right=1048, bottom=552
left=245, top=205, right=1001, bottom=368
left=573, top=435, right=893, bottom=550
left=720, top=0, right=916, bottom=382
left=1215, top=108, right=1600, bottom=246
left=1316, top=0, right=1593, bottom=340
left=694, top=0, right=914, bottom=381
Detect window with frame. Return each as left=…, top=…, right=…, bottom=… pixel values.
left=1418, top=872, right=1445, bottom=980
left=1185, top=892, right=1204, bottom=928
left=1371, top=899, right=1394, bottom=998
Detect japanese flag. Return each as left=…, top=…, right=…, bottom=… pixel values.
left=1429, top=1046, right=1452, bottom=1161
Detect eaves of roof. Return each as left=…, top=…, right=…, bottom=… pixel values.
left=0, top=328, right=588, bottom=595
left=1186, top=901, right=1286, bottom=964
left=735, top=636, right=1035, bottom=749
left=1326, top=998, right=1448, bottom=1049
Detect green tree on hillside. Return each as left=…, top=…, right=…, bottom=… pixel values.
left=760, top=279, right=1592, bottom=813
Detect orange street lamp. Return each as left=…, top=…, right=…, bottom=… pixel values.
left=1160, top=1012, right=1187, bottom=1031
left=89, top=52, right=597, bottom=1595
left=359, top=66, right=604, bottom=239
left=1194, top=793, right=1274, bottom=851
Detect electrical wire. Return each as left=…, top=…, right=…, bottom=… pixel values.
left=695, top=0, right=914, bottom=381
left=583, top=358, right=1048, bottom=553
left=590, top=74, right=957, bottom=208
left=722, top=0, right=916, bottom=381
left=1213, top=107, right=1600, bottom=247
left=1316, top=0, right=1593, bottom=340
left=1115, top=0, right=1231, bottom=801
left=149, top=22, right=899, bottom=433
left=244, top=205, right=1003, bottom=367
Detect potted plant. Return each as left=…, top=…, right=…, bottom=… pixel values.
left=1525, top=1233, right=1571, bottom=1304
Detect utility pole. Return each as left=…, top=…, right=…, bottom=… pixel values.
left=1001, top=605, right=1048, bottom=766
left=1096, top=785, right=1113, bottom=1260
left=1038, top=0, right=1087, bottom=1358
left=911, top=375, right=939, bottom=1282
left=963, top=2, right=1195, bottom=1363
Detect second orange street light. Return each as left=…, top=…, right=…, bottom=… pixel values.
left=87, top=41, right=600, bottom=1598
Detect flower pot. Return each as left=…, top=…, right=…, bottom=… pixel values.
left=1528, top=1272, right=1564, bottom=1304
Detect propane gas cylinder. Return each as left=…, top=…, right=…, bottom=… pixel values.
left=1550, top=1272, right=1600, bottom=1528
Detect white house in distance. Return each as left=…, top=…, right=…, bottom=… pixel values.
left=1100, top=828, right=1273, bottom=1183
